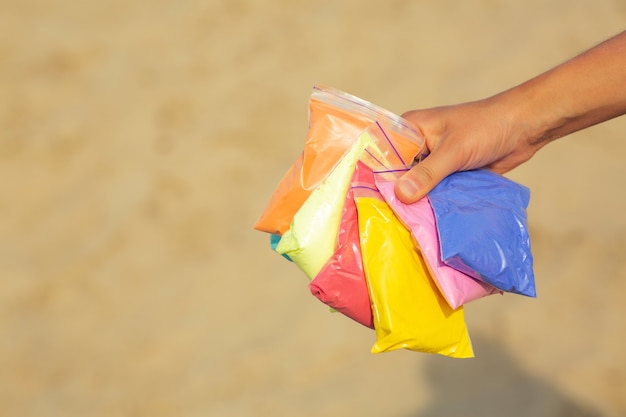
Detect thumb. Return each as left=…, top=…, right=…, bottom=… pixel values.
left=394, top=152, right=456, bottom=203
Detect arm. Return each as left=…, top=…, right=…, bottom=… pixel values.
left=395, top=30, right=626, bottom=203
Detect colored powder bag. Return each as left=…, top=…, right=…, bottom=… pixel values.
left=428, top=169, right=535, bottom=297
left=270, top=234, right=292, bottom=261
left=309, top=165, right=374, bottom=329
left=307, top=122, right=427, bottom=329
left=254, top=85, right=424, bottom=235
left=275, top=131, right=375, bottom=279
left=355, top=165, right=473, bottom=358
left=376, top=180, right=501, bottom=309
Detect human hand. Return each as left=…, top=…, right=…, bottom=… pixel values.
left=394, top=98, right=538, bottom=203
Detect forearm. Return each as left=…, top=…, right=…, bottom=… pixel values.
left=497, top=30, right=626, bottom=149
left=395, top=31, right=626, bottom=203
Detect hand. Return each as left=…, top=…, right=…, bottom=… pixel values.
left=395, top=98, right=538, bottom=203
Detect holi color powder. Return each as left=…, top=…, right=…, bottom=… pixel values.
left=355, top=167, right=473, bottom=358
left=428, top=170, right=535, bottom=297
left=275, top=132, right=375, bottom=279
left=309, top=170, right=373, bottom=328
left=376, top=179, right=502, bottom=309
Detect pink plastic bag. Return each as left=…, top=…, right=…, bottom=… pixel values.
left=376, top=180, right=502, bottom=309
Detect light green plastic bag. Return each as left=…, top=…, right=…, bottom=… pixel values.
left=275, top=131, right=376, bottom=279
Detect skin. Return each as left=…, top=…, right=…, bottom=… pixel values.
left=395, top=30, right=626, bottom=203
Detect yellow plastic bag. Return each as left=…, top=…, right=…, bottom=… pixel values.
left=354, top=165, right=474, bottom=358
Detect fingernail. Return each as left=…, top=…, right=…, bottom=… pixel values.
left=397, top=178, right=419, bottom=198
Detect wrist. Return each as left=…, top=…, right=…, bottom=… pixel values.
left=480, top=87, right=551, bottom=158
left=490, top=77, right=570, bottom=154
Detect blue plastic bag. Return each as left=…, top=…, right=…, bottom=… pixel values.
left=428, top=169, right=535, bottom=297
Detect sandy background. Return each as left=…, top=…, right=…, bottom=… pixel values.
left=1, top=1, right=626, bottom=416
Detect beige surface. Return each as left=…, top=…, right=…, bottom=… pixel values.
left=1, top=1, right=626, bottom=416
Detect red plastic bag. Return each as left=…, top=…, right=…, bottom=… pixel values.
left=309, top=165, right=374, bottom=329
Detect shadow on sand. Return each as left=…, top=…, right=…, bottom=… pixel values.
left=414, top=334, right=601, bottom=417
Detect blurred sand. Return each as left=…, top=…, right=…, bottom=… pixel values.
left=1, top=1, right=626, bottom=416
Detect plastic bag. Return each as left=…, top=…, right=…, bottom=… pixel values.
left=270, top=234, right=292, bottom=261
left=355, top=164, right=473, bottom=358
left=275, top=130, right=375, bottom=279
left=254, top=85, right=424, bottom=235
left=428, top=169, right=535, bottom=297
left=309, top=164, right=374, bottom=329
left=306, top=120, right=428, bottom=328
left=359, top=129, right=500, bottom=309
left=376, top=180, right=502, bottom=309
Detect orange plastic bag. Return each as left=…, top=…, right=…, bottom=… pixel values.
left=254, top=85, right=424, bottom=235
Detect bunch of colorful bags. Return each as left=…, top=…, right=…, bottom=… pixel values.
left=255, top=86, right=535, bottom=358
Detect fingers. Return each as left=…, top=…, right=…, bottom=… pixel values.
left=394, top=150, right=458, bottom=203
